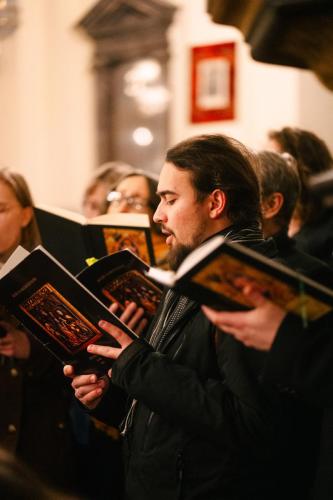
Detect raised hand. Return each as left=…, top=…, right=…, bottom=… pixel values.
left=202, top=284, right=286, bottom=351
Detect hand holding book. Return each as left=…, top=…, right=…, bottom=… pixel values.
left=0, top=245, right=147, bottom=374
left=202, top=281, right=287, bottom=351
left=63, top=316, right=138, bottom=409
left=146, top=234, right=333, bottom=322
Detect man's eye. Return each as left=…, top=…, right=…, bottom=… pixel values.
left=165, top=199, right=176, bottom=205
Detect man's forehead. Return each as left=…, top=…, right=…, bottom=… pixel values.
left=157, top=162, right=193, bottom=194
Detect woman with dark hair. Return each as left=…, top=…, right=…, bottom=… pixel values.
left=267, top=127, right=333, bottom=265
left=107, top=170, right=168, bottom=266
left=82, top=161, right=134, bottom=218
left=0, top=167, right=78, bottom=495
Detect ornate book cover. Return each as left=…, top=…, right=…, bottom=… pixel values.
left=147, top=235, right=333, bottom=321
left=35, top=204, right=155, bottom=274
left=77, top=249, right=162, bottom=327
left=0, top=246, right=139, bottom=374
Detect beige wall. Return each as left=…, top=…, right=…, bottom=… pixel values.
left=168, top=0, right=332, bottom=151
left=0, top=0, right=332, bottom=210
left=0, top=0, right=96, bottom=210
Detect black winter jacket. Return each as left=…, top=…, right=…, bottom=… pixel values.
left=99, top=230, right=321, bottom=500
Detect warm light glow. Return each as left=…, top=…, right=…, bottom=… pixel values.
left=124, top=59, right=161, bottom=86
left=137, top=86, right=170, bottom=115
left=132, top=127, right=154, bottom=146
left=123, top=58, right=169, bottom=116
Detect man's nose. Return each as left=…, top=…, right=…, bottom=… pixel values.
left=153, top=202, right=164, bottom=224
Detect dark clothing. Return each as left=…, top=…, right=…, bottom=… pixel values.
left=273, top=231, right=333, bottom=288
left=265, top=311, right=333, bottom=408
left=264, top=311, right=333, bottom=500
left=292, top=207, right=333, bottom=268
left=264, top=230, right=333, bottom=403
left=0, top=335, right=78, bottom=492
left=263, top=236, right=333, bottom=500
left=99, top=226, right=321, bottom=500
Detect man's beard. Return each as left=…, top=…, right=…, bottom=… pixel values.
left=167, top=243, right=194, bottom=271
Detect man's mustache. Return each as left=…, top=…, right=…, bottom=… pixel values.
left=161, top=226, right=174, bottom=236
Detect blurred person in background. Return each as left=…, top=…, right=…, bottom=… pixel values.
left=82, top=161, right=134, bottom=218
left=267, top=127, right=333, bottom=266
left=255, top=150, right=333, bottom=286
left=107, top=170, right=168, bottom=266
left=0, top=447, right=79, bottom=500
left=0, top=167, right=79, bottom=495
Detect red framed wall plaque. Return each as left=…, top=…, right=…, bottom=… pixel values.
left=191, top=42, right=236, bottom=123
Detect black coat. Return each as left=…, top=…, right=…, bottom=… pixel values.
left=106, top=235, right=320, bottom=500
left=263, top=232, right=333, bottom=500
left=292, top=207, right=333, bottom=268
left=274, top=231, right=333, bottom=287
left=111, top=299, right=319, bottom=500
left=264, top=230, right=333, bottom=404
left=0, top=336, right=78, bottom=491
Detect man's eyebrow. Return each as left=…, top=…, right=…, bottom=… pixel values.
left=156, top=189, right=178, bottom=197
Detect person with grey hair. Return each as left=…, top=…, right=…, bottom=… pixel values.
left=203, top=150, right=333, bottom=343
left=256, top=150, right=333, bottom=284
left=267, top=127, right=333, bottom=266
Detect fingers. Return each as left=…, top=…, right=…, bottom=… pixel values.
left=109, top=302, right=120, bottom=314
left=0, top=336, right=12, bottom=348
left=87, top=343, right=120, bottom=359
left=0, top=347, right=14, bottom=357
left=72, top=376, right=105, bottom=398
left=118, top=302, right=141, bottom=324
left=109, top=302, right=148, bottom=335
left=75, top=375, right=107, bottom=408
left=126, top=307, right=146, bottom=332
left=202, top=306, right=245, bottom=330
left=134, top=318, right=148, bottom=336
left=98, top=320, right=133, bottom=350
left=63, top=365, right=75, bottom=378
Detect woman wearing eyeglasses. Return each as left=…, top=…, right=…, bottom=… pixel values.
left=107, top=170, right=169, bottom=267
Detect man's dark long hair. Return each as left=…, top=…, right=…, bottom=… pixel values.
left=166, top=134, right=261, bottom=227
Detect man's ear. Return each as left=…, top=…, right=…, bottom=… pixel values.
left=208, top=189, right=227, bottom=219
left=20, top=206, right=33, bottom=228
left=261, top=192, right=284, bottom=220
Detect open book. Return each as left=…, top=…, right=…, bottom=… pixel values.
left=77, top=249, right=162, bottom=324
left=35, top=204, right=155, bottom=274
left=146, top=234, right=333, bottom=321
left=0, top=246, right=140, bottom=374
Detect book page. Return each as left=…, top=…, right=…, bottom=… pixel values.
left=88, top=212, right=150, bottom=228
left=0, top=246, right=30, bottom=279
left=146, top=235, right=225, bottom=286
left=36, top=204, right=86, bottom=225
left=176, top=234, right=225, bottom=279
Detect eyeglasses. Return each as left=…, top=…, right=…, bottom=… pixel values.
left=107, top=191, right=149, bottom=211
